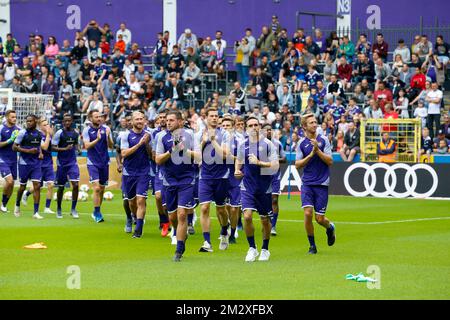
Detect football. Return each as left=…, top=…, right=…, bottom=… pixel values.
left=103, top=191, right=114, bottom=201
left=78, top=191, right=89, bottom=202
left=80, top=184, right=90, bottom=193
left=63, top=191, right=72, bottom=201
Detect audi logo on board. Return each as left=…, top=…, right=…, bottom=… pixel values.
left=343, top=163, right=439, bottom=199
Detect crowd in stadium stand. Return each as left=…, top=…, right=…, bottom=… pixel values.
left=1, top=16, right=450, bottom=158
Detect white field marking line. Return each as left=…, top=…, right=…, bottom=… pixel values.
left=51, top=212, right=450, bottom=225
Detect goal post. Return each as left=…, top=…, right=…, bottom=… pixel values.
left=0, top=88, right=54, bottom=127
left=360, top=118, right=422, bottom=163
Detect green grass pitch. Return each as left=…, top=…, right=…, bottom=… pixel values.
left=0, top=190, right=449, bottom=300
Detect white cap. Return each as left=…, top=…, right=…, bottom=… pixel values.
left=185, top=28, right=191, bottom=34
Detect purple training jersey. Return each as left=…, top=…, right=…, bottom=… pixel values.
left=82, top=124, right=111, bottom=166
left=39, top=130, right=53, bottom=168
left=52, top=128, right=79, bottom=167
left=0, top=123, right=20, bottom=165
left=15, top=129, right=42, bottom=166
left=295, top=134, right=332, bottom=186
left=156, top=128, right=195, bottom=186
left=237, top=135, right=278, bottom=194
left=120, top=129, right=151, bottom=176
left=195, top=127, right=230, bottom=180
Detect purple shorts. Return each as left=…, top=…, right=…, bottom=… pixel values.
left=193, top=176, right=199, bottom=200
left=41, top=166, right=55, bottom=184
left=198, top=178, right=229, bottom=206
left=227, top=184, right=241, bottom=207
left=241, top=190, right=272, bottom=216
left=55, top=165, right=80, bottom=186
left=149, top=175, right=155, bottom=195
left=271, top=175, right=281, bottom=195
left=19, top=164, right=42, bottom=185
left=301, top=185, right=329, bottom=215
left=153, top=174, right=164, bottom=193
left=87, top=165, right=109, bottom=186
left=122, top=175, right=151, bottom=200
left=0, top=162, right=17, bottom=180
left=165, top=184, right=195, bottom=214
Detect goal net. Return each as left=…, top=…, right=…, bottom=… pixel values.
left=0, top=88, right=54, bottom=127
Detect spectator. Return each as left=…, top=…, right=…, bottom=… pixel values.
left=177, top=28, right=199, bottom=56
left=114, top=34, right=126, bottom=54
left=234, top=37, right=251, bottom=87
left=374, top=81, right=393, bottom=113
left=5, top=33, right=17, bottom=55
left=56, top=90, right=78, bottom=119
left=420, top=127, right=433, bottom=160
left=337, top=56, right=352, bottom=90
left=246, top=86, right=263, bottom=112
left=12, top=44, right=26, bottom=68
left=3, top=57, right=17, bottom=86
left=99, top=35, right=110, bottom=58
left=333, top=130, right=345, bottom=152
left=22, top=75, right=38, bottom=93
left=415, top=35, right=433, bottom=62
left=42, top=73, right=58, bottom=101
left=165, top=77, right=186, bottom=109
left=394, top=39, right=411, bottom=63
left=372, top=33, right=389, bottom=62
left=44, top=36, right=59, bottom=64
left=356, top=33, right=371, bottom=55
left=256, top=26, right=275, bottom=57
left=209, top=40, right=226, bottom=79
left=325, top=31, right=339, bottom=61
left=169, top=45, right=185, bottom=69
left=426, top=82, right=443, bottom=138
left=127, top=43, right=142, bottom=64
left=155, top=45, right=170, bottom=70
left=70, top=39, right=88, bottom=62
left=211, top=30, right=227, bottom=51
left=82, top=20, right=105, bottom=45
left=116, top=23, right=132, bottom=49
left=87, top=39, right=102, bottom=64
left=82, top=91, right=104, bottom=114
left=183, top=61, right=201, bottom=92
left=339, top=121, right=360, bottom=162
left=185, top=46, right=201, bottom=68
left=153, top=32, right=167, bottom=56
left=326, top=74, right=344, bottom=98
left=435, top=35, right=449, bottom=67
left=277, top=84, right=293, bottom=109
left=393, top=88, right=409, bottom=118
left=337, top=35, right=355, bottom=63
left=433, top=130, right=450, bottom=154
left=439, top=113, right=450, bottom=140
left=377, top=131, right=396, bottom=163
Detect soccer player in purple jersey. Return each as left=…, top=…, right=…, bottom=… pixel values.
left=222, top=117, right=243, bottom=244
left=156, top=110, right=197, bottom=262
left=120, top=111, right=152, bottom=238
left=115, top=114, right=134, bottom=232
left=261, top=124, right=286, bottom=236
left=22, top=118, right=55, bottom=214
left=235, top=117, right=279, bottom=262
left=52, top=114, right=80, bottom=219
left=151, top=111, right=171, bottom=238
left=0, top=110, right=20, bottom=213
left=82, top=109, right=114, bottom=223
left=13, top=114, right=44, bottom=219
left=196, top=108, right=231, bottom=252
left=295, top=113, right=336, bottom=254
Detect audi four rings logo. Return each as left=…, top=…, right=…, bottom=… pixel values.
left=343, top=163, right=439, bottom=198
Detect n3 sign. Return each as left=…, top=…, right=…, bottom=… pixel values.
left=338, top=0, right=351, bottom=15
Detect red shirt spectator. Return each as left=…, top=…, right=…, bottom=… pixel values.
left=99, top=39, right=110, bottom=56
left=337, top=60, right=353, bottom=82
left=410, top=70, right=426, bottom=90
left=383, top=103, right=399, bottom=132
left=374, top=82, right=393, bottom=113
